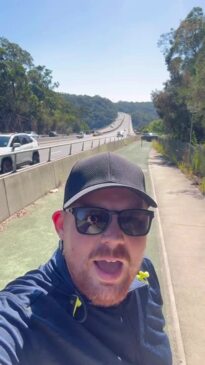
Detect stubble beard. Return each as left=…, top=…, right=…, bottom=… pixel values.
left=65, top=243, right=139, bottom=307
left=67, top=259, right=136, bottom=307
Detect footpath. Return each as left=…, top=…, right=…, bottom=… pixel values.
left=149, top=149, right=205, bottom=365
left=0, top=142, right=204, bottom=365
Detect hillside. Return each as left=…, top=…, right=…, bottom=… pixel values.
left=61, top=93, right=157, bottom=131
left=115, top=101, right=157, bottom=129
left=0, top=37, right=157, bottom=134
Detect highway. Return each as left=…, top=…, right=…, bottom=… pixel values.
left=37, top=112, right=134, bottom=163
left=0, top=112, right=134, bottom=175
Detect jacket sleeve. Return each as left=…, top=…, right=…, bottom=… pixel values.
left=0, top=292, right=28, bottom=365
left=138, top=257, right=173, bottom=365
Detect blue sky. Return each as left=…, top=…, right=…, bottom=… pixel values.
left=1, top=0, right=205, bottom=102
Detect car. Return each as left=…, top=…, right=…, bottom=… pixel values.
left=141, top=132, right=158, bottom=142
left=76, top=132, right=85, bottom=138
left=93, top=130, right=101, bottom=136
left=25, top=131, right=39, bottom=139
left=117, top=130, right=124, bottom=138
left=0, top=133, right=40, bottom=174
left=49, top=131, right=58, bottom=137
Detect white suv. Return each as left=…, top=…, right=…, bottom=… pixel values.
left=0, top=133, right=40, bottom=174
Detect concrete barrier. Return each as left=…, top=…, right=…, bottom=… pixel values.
left=0, top=179, right=9, bottom=222
left=0, top=137, right=136, bottom=223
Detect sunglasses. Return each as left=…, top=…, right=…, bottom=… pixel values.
left=66, top=207, right=154, bottom=236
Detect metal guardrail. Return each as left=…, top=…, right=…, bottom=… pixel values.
left=0, top=135, right=125, bottom=175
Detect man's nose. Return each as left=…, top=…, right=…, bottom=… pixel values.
left=100, top=215, right=124, bottom=244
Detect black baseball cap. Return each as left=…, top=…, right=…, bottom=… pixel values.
left=63, top=152, right=157, bottom=209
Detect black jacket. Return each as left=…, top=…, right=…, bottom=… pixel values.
left=0, top=248, right=172, bottom=365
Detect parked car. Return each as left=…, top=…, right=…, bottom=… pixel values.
left=141, top=132, right=158, bottom=142
left=0, top=133, right=40, bottom=174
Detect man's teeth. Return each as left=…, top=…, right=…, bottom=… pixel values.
left=104, top=259, right=120, bottom=262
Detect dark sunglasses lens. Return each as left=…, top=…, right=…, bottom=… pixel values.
left=119, top=210, right=151, bottom=236
left=75, top=208, right=110, bottom=235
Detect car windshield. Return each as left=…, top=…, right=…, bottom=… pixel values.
left=0, top=136, right=10, bottom=147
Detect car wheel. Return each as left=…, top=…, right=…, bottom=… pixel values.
left=2, top=158, right=13, bottom=173
left=32, top=152, right=40, bottom=164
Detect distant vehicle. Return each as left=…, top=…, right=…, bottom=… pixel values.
left=141, top=132, right=158, bottom=142
left=93, top=130, right=101, bottom=136
left=49, top=131, right=58, bottom=137
left=0, top=133, right=40, bottom=174
left=25, top=131, right=39, bottom=139
left=76, top=132, right=85, bottom=138
left=117, top=130, right=124, bottom=138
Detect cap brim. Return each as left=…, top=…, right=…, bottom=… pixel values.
left=63, top=182, right=157, bottom=209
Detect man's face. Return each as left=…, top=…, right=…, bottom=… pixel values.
left=57, top=188, right=147, bottom=307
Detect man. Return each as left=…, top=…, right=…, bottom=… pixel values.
left=0, top=152, right=172, bottom=365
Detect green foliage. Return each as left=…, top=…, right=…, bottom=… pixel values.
left=144, top=118, right=165, bottom=134
left=61, top=94, right=117, bottom=129
left=115, top=101, right=157, bottom=129
left=0, top=37, right=156, bottom=134
left=177, top=162, right=193, bottom=177
left=155, top=137, right=205, bottom=184
left=199, top=177, right=205, bottom=194
left=192, top=148, right=201, bottom=173
left=153, top=7, right=205, bottom=144
left=152, top=140, right=167, bottom=155
left=0, top=37, right=80, bottom=134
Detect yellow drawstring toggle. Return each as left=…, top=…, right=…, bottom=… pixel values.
left=136, top=270, right=149, bottom=284
left=73, top=296, right=82, bottom=317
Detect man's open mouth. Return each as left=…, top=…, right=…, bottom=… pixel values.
left=94, top=260, right=123, bottom=282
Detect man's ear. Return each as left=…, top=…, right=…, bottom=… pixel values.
left=52, top=210, right=64, bottom=239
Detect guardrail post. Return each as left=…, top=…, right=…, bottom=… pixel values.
left=81, top=141, right=85, bottom=151
left=69, top=144, right=72, bottom=155
left=13, top=153, right=17, bottom=173
left=48, top=147, right=52, bottom=162
left=104, top=138, right=106, bottom=144
left=98, top=138, right=100, bottom=147
left=91, top=140, right=94, bottom=149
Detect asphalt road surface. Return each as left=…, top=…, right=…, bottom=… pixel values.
left=38, top=112, right=134, bottom=163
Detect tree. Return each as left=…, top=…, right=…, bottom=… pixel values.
left=0, top=37, right=34, bottom=131
left=145, top=118, right=165, bottom=134
left=154, top=7, right=205, bottom=143
left=0, top=37, right=78, bottom=134
left=158, top=7, right=205, bottom=79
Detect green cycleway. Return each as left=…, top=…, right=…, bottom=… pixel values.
left=0, top=141, right=160, bottom=290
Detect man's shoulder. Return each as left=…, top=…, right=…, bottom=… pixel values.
left=141, top=256, right=163, bottom=305
left=141, top=257, right=159, bottom=285
left=0, top=267, right=55, bottom=310
left=141, top=256, right=155, bottom=271
left=0, top=249, right=68, bottom=308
